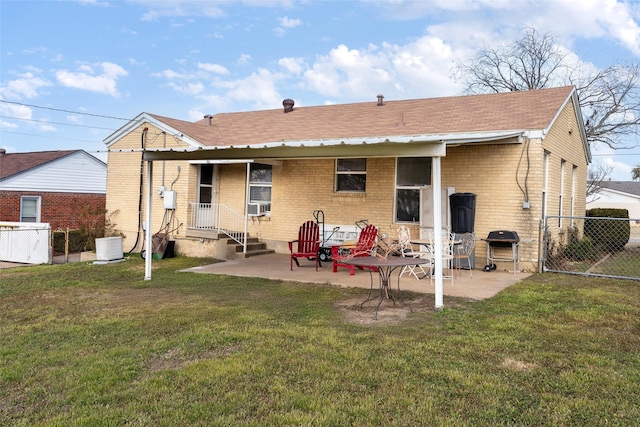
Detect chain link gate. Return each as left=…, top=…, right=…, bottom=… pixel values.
left=542, top=215, right=640, bottom=280
left=0, top=223, right=52, bottom=265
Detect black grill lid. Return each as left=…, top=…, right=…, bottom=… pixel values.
left=486, top=230, right=519, bottom=242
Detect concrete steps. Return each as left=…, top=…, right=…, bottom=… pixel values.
left=226, top=237, right=275, bottom=259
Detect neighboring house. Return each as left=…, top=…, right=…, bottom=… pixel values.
left=587, top=181, right=640, bottom=222
left=104, top=86, right=590, bottom=273
left=0, top=149, right=107, bottom=230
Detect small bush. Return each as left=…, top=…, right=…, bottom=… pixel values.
left=585, top=208, right=630, bottom=252
left=563, top=237, right=596, bottom=261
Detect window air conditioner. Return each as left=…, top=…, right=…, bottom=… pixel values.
left=247, top=203, right=268, bottom=216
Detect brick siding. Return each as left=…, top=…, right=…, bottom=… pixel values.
left=107, top=103, right=588, bottom=272
left=0, top=191, right=106, bottom=230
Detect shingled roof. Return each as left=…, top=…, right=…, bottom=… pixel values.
left=596, top=181, right=640, bottom=197
left=0, top=150, right=80, bottom=180
left=143, top=86, right=576, bottom=147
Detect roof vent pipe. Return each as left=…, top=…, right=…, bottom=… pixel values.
left=283, top=99, right=295, bottom=113
left=0, top=148, right=6, bottom=157
left=377, top=94, right=384, bottom=106
left=204, top=115, right=213, bottom=125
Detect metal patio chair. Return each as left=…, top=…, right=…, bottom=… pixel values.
left=397, top=225, right=430, bottom=281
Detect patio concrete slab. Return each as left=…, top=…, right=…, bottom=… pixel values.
left=181, top=253, right=531, bottom=301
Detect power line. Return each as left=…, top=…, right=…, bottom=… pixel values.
left=1, top=130, right=110, bottom=144
left=593, top=153, right=640, bottom=156
left=0, top=115, right=118, bottom=131
left=0, top=99, right=131, bottom=121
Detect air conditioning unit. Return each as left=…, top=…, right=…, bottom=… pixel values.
left=95, top=236, right=124, bottom=261
left=247, top=203, right=269, bottom=217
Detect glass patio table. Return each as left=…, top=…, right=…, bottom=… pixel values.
left=341, top=256, right=431, bottom=318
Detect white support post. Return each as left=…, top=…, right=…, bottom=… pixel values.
left=433, top=156, right=443, bottom=309
left=244, top=163, right=250, bottom=254
left=144, top=160, right=153, bottom=280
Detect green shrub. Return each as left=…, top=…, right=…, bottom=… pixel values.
left=52, top=230, right=88, bottom=254
left=585, top=208, right=630, bottom=252
left=563, top=237, right=596, bottom=261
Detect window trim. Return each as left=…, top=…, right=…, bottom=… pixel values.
left=197, top=164, right=216, bottom=204
left=248, top=163, right=272, bottom=215
left=559, top=159, right=565, bottom=228
left=335, top=158, right=367, bottom=193
left=542, top=151, right=549, bottom=219
left=571, top=165, right=577, bottom=227
left=394, top=157, right=432, bottom=223
left=20, top=195, right=41, bottom=223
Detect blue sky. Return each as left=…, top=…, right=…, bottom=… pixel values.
left=1, top=0, right=639, bottom=179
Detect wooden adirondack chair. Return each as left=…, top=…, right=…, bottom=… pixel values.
left=331, top=224, right=379, bottom=275
left=288, top=220, right=322, bottom=271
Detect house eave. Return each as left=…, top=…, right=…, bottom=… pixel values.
left=108, top=130, right=529, bottom=162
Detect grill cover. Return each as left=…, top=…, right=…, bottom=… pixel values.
left=486, top=230, right=519, bottom=247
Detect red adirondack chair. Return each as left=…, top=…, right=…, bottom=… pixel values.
left=331, top=224, right=379, bottom=275
left=288, top=220, right=322, bottom=271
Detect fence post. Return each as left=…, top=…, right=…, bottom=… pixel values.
left=64, top=228, right=70, bottom=264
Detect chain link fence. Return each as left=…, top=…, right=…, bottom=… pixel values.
left=543, top=215, right=640, bottom=280
left=0, top=223, right=52, bottom=265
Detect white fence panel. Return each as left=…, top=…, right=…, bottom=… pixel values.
left=0, top=222, right=52, bottom=264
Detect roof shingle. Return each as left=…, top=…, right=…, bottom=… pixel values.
left=149, top=86, right=575, bottom=147
left=0, top=150, right=79, bottom=180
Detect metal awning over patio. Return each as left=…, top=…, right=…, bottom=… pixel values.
left=134, top=130, right=525, bottom=310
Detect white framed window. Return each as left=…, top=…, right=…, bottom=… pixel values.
left=335, top=158, right=366, bottom=192
left=20, top=196, right=41, bottom=223
left=542, top=151, right=549, bottom=220
left=395, top=157, right=431, bottom=222
left=571, top=165, right=577, bottom=227
left=249, top=163, right=272, bottom=213
left=198, top=164, right=215, bottom=204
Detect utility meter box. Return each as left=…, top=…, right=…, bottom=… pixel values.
left=163, top=191, right=176, bottom=209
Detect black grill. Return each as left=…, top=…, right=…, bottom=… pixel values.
left=486, top=230, right=519, bottom=247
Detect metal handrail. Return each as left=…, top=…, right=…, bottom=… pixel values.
left=217, top=204, right=246, bottom=251
left=188, top=203, right=247, bottom=252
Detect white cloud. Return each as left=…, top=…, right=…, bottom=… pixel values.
left=56, top=62, right=128, bottom=97
left=278, top=16, right=301, bottom=28
left=274, top=16, right=301, bottom=36
left=0, top=72, right=52, bottom=100
left=0, top=99, right=32, bottom=120
left=301, top=38, right=461, bottom=101
left=168, top=81, right=205, bottom=95
left=138, top=1, right=226, bottom=21
left=197, top=62, right=230, bottom=75
left=0, top=120, right=19, bottom=130
left=279, top=57, right=305, bottom=75
left=152, top=69, right=194, bottom=80
left=129, top=58, right=146, bottom=66
left=238, top=54, right=252, bottom=65
left=66, top=114, right=83, bottom=123
left=121, top=27, right=138, bottom=35
left=208, top=68, right=283, bottom=110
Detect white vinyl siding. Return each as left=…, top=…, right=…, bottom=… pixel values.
left=0, top=151, right=106, bottom=193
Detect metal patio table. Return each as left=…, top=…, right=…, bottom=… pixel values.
left=342, top=256, right=431, bottom=318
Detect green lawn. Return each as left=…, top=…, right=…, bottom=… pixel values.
left=1, top=256, right=639, bottom=426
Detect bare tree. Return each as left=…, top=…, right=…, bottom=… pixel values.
left=586, top=162, right=614, bottom=203
left=453, top=27, right=640, bottom=150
